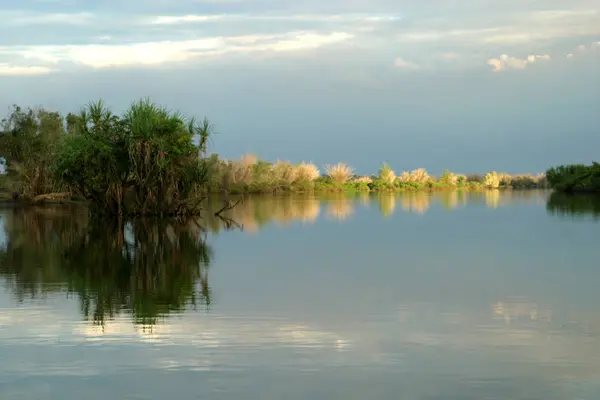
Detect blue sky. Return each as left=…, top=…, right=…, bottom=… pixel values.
left=0, top=0, right=599, bottom=174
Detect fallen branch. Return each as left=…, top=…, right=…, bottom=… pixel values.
left=33, top=192, right=72, bottom=203
left=214, top=197, right=244, bottom=216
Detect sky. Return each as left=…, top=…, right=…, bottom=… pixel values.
left=0, top=0, right=599, bottom=175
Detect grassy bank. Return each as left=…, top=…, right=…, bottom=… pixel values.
left=205, top=155, right=548, bottom=194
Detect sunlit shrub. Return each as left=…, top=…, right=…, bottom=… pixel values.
left=295, top=162, right=320, bottom=182
left=483, top=171, right=500, bottom=188
left=378, top=163, right=396, bottom=184
left=439, top=170, right=459, bottom=186
left=271, top=160, right=297, bottom=184
left=353, top=176, right=373, bottom=184
left=398, top=168, right=430, bottom=184
left=498, top=173, right=512, bottom=187
left=325, top=162, right=354, bottom=183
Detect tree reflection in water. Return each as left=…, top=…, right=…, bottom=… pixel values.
left=0, top=205, right=235, bottom=326
left=546, top=192, right=600, bottom=220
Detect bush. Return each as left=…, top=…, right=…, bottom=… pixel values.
left=466, top=174, right=483, bottom=183
left=510, top=174, right=536, bottom=189
left=398, top=168, right=430, bottom=184
left=52, top=98, right=211, bottom=216
left=378, top=163, right=396, bottom=184
left=295, top=162, right=320, bottom=182
left=325, top=162, right=354, bottom=183
left=439, top=170, right=459, bottom=186
left=483, top=171, right=500, bottom=188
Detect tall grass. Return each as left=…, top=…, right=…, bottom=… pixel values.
left=295, top=162, right=320, bottom=181
left=398, top=168, right=430, bottom=184
left=325, top=162, right=354, bottom=183
left=378, top=163, right=396, bottom=184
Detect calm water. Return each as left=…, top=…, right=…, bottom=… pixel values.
left=1, top=190, right=600, bottom=399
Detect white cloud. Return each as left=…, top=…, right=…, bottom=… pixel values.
left=487, top=54, right=551, bottom=72
left=394, top=57, right=420, bottom=70
left=146, top=13, right=401, bottom=25
left=0, top=63, right=52, bottom=76
left=2, top=32, right=354, bottom=68
left=149, top=15, right=225, bottom=24
left=4, top=11, right=94, bottom=26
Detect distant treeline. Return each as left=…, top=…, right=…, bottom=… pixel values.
left=0, top=100, right=551, bottom=215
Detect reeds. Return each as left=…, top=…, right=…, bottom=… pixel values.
left=325, top=162, right=354, bottom=183
left=378, top=163, right=396, bottom=184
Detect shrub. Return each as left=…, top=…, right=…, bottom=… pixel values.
left=439, top=170, right=459, bottom=186
left=353, top=176, right=373, bottom=184
left=271, top=160, right=297, bottom=184
left=295, top=162, right=320, bottom=182
left=483, top=171, right=500, bottom=188
left=398, top=168, right=430, bottom=184
left=510, top=174, right=536, bottom=189
left=498, top=173, right=512, bottom=187
left=378, top=163, right=396, bottom=184
left=325, top=162, right=354, bottom=183
left=466, top=174, right=483, bottom=183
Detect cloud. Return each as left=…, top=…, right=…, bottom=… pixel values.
left=394, top=57, right=420, bottom=70
left=565, top=40, right=600, bottom=58
left=146, top=13, right=401, bottom=25
left=1, top=31, right=354, bottom=68
left=0, top=63, right=52, bottom=76
left=149, top=14, right=225, bottom=24
left=487, top=54, right=551, bottom=72
left=2, top=11, right=94, bottom=26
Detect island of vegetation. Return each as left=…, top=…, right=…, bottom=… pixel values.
left=546, top=163, right=600, bottom=193
left=0, top=98, right=582, bottom=215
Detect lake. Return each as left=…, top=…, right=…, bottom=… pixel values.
left=1, top=190, right=600, bottom=399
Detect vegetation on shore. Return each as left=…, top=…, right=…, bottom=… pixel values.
left=0, top=100, right=550, bottom=212
left=204, top=153, right=548, bottom=194
left=546, top=162, right=600, bottom=193
left=0, top=100, right=214, bottom=216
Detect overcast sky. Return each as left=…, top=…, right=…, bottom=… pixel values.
left=0, top=0, right=598, bottom=174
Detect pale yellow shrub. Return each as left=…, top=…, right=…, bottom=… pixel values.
left=439, top=170, right=459, bottom=186
left=411, top=168, right=430, bottom=183
left=398, top=168, right=430, bottom=184
left=378, top=163, right=396, bottom=184
left=295, top=162, right=320, bottom=182
left=240, top=153, right=257, bottom=167
left=483, top=171, right=501, bottom=188
left=354, top=176, right=373, bottom=184
left=497, top=172, right=512, bottom=186
left=325, top=162, right=354, bottom=183
left=271, top=160, right=297, bottom=184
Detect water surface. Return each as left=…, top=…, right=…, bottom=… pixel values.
left=1, top=190, right=600, bottom=399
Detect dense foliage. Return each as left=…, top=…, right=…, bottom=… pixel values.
left=0, top=99, right=214, bottom=216
left=546, top=162, right=600, bottom=193
left=0, top=105, right=64, bottom=198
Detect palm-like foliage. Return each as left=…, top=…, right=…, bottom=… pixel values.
left=546, top=162, right=600, bottom=193
left=53, top=98, right=213, bottom=216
